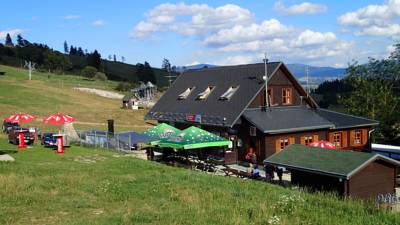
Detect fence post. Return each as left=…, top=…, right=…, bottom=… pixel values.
left=117, top=133, right=120, bottom=151
left=106, top=132, right=109, bottom=149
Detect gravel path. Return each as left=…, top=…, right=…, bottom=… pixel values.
left=73, top=87, right=124, bottom=100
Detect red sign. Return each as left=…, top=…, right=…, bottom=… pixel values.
left=186, top=114, right=201, bottom=123
left=186, top=114, right=196, bottom=122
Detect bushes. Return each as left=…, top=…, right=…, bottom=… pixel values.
left=115, top=82, right=134, bottom=92
left=95, top=72, right=107, bottom=81
left=81, top=66, right=97, bottom=79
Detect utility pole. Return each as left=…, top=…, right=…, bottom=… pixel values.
left=305, top=65, right=309, bottom=97
left=165, top=67, right=176, bottom=88
left=263, top=52, right=269, bottom=110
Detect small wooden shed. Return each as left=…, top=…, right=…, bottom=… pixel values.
left=264, top=144, right=400, bottom=200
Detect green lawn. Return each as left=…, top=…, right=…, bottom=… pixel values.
left=0, top=135, right=399, bottom=225
left=0, top=65, right=151, bottom=132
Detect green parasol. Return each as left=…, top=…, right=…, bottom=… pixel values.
left=158, top=126, right=231, bottom=150
left=143, top=123, right=181, bottom=145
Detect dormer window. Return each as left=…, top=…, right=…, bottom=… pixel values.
left=219, top=86, right=239, bottom=101
left=178, top=87, right=194, bottom=100
left=197, top=86, right=214, bottom=100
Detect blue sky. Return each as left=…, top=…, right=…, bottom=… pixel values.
left=0, top=0, right=397, bottom=68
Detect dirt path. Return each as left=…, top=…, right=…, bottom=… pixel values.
left=73, top=87, right=124, bottom=100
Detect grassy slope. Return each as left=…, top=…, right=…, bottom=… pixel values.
left=0, top=65, right=150, bottom=132
left=0, top=135, right=399, bottom=225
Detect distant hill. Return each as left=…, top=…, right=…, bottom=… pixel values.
left=286, top=63, right=346, bottom=79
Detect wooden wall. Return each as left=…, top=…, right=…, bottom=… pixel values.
left=347, top=160, right=396, bottom=199
left=265, top=130, right=327, bottom=158
left=327, top=128, right=370, bottom=151
left=249, top=68, right=308, bottom=108
left=291, top=170, right=345, bottom=195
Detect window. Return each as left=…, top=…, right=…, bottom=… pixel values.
left=304, top=136, right=313, bottom=145
left=280, top=138, right=289, bottom=150
left=219, top=86, right=239, bottom=100
left=333, top=132, right=341, bottom=147
left=282, top=88, right=292, bottom=105
left=197, top=86, right=214, bottom=100
left=178, top=87, right=194, bottom=100
left=354, top=130, right=361, bottom=144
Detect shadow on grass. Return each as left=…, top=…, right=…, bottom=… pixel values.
left=0, top=149, right=18, bottom=154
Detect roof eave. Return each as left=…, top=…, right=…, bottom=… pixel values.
left=265, top=124, right=334, bottom=134
left=263, top=160, right=348, bottom=179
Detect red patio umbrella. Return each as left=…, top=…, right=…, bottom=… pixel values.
left=43, top=113, right=75, bottom=125
left=43, top=113, right=75, bottom=154
left=5, top=113, right=36, bottom=149
left=5, top=113, right=35, bottom=123
left=309, top=140, right=336, bottom=149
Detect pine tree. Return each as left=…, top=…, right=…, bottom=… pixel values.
left=113, top=54, right=116, bottom=61
left=63, top=41, right=69, bottom=53
left=5, top=33, right=14, bottom=47
left=162, top=58, right=171, bottom=71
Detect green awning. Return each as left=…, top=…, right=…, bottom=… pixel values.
left=143, top=123, right=181, bottom=145
left=158, top=126, right=231, bottom=150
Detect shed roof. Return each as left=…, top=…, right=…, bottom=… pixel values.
left=243, top=106, right=334, bottom=134
left=264, top=144, right=400, bottom=179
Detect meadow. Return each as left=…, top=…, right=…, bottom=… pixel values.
left=0, top=65, right=150, bottom=132
left=0, top=134, right=399, bottom=225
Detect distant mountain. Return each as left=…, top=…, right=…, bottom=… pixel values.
left=286, top=64, right=346, bottom=79
left=175, top=64, right=217, bottom=73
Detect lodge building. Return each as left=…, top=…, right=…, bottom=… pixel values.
left=145, top=62, right=379, bottom=164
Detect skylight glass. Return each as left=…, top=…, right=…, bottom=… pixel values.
left=197, top=86, right=214, bottom=100
left=219, top=86, right=239, bottom=100
left=178, top=87, right=194, bottom=100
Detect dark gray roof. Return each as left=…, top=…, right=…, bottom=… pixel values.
left=315, top=108, right=379, bottom=129
left=243, top=106, right=379, bottom=134
left=243, top=106, right=334, bottom=134
left=264, top=144, right=400, bottom=179
left=146, top=62, right=282, bottom=127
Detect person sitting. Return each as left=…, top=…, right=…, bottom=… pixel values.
left=251, top=165, right=260, bottom=179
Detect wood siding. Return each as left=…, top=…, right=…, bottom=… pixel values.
left=328, top=128, right=370, bottom=151
left=249, top=68, right=308, bottom=108
left=347, top=160, right=396, bottom=200
left=265, top=130, right=327, bottom=158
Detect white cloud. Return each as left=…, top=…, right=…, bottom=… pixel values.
left=338, top=0, right=400, bottom=37
left=292, top=30, right=337, bottom=47
left=214, top=55, right=256, bottom=66
left=203, top=19, right=292, bottom=47
left=64, top=15, right=80, bottom=20
left=274, top=0, right=327, bottom=15
left=130, top=3, right=252, bottom=38
left=0, top=29, right=24, bottom=39
left=92, top=20, right=105, bottom=27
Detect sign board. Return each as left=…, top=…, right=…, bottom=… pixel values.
left=186, top=114, right=202, bottom=123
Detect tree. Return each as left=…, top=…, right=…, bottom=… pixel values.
left=63, top=41, right=69, bottom=53
left=113, top=54, right=116, bottom=61
left=17, top=34, right=29, bottom=47
left=121, top=56, right=125, bottom=62
left=162, top=58, right=171, bottom=71
left=5, top=33, right=13, bottom=47
left=81, top=66, right=97, bottom=79
left=341, top=45, right=400, bottom=144
left=87, top=50, right=101, bottom=69
left=77, top=47, right=84, bottom=56
left=136, top=62, right=156, bottom=83
left=108, top=55, right=112, bottom=60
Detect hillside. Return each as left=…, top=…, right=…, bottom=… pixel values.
left=0, top=65, right=150, bottom=131
left=0, top=136, right=399, bottom=225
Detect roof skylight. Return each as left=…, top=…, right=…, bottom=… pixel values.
left=178, top=87, right=194, bottom=100
left=219, top=86, right=239, bottom=101
left=197, top=86, right=214, bottom=100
